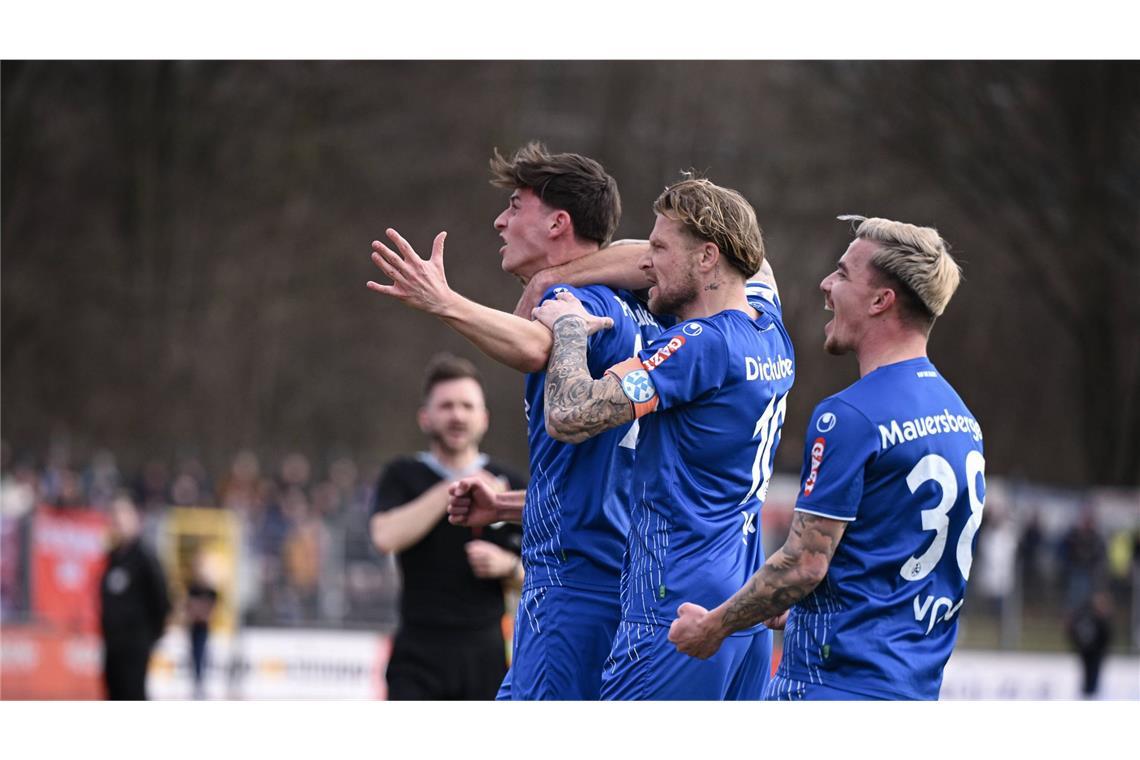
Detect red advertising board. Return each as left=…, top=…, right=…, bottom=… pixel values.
left=0, top=625, right=104, bottom=699
left=31, top=506, right=109, bottom=633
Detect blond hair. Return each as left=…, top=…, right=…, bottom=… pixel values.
left=653, top=177, right=764, bottom=278
left=841, top=215, right=962, bottom=320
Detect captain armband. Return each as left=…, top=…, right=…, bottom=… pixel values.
left=605, top=357, right=659, bottom=419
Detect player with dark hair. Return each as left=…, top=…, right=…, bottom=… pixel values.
left=366, top=144, right=664, bottom=699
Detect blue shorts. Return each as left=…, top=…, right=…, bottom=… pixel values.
left=600, top=620, right=771, bottom=700
left=764, top=672, right=886, bottom=700
left=497, top=585, right=621, bottom=700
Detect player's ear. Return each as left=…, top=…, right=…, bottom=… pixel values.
left=416, top=405, right=431, bottom=434
left=549, top=209, right=573, bottom=240
left=698, top=242, right=720, bottom=272
left=869, top=287, right=896, bottom=317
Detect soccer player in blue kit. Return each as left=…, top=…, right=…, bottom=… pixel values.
left=668, top=215, right=984, bottom=700
left=367, top=142, right=665, bottom=699
left=532, top=177, right=794, bottom=699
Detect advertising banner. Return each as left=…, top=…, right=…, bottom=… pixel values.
left=162, top=507, right=240, bottom=634
left=148, top=628, right=391, bottom=700
left=942, top=649, right=1140, bottom=699
left=0, top=625, right=103, bottom=699
left=30, top=507, right=109, bottom=633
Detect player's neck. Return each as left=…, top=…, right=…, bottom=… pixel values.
left=429, top=443, right=480, bottom=472
left=855, top=327, right=928, bottom=377
left=548, top=238, right=600, bottom=270
left=677, top=277, right=754, bottom=322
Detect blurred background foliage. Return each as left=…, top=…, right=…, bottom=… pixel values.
left=3, top=61, right=1139, bottom=487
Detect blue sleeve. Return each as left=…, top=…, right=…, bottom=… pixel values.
left=794, top=398, right=878, bottom=521
left=633, top=320, right=728, bottom=412
left=544, top=284, right=639, bottom=375
left=745, top=281, right=782, bottom=322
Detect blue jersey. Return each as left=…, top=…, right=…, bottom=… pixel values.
left=616, top=284, right=794, bottom=629
left=522, top=284, right=665, bottom=593
left=778, top=357, right=985, bottom=700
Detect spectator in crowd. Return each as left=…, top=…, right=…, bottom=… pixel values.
left=1016, top=511, right=1045, bottom=603
left=1059, top=506, right=1107, bottom=611
left=220, top=449, right=262, bottom=512
left=83, top=449, right=121, bottom=508
left=185, top=550, right=219, bottom=700
left=100, top=493, right=171, bottom=700
left=51, top=468, right=86, bottom=508
left=975, top=504, right=1019, bottom=645
left=371, top=354, right=525, bottom=700
left=281, top=489, right=325, bottom=622
left=170, top=456, right=215, bottom=507
left=133, top=458, right=171, bottom=513
left=1067, top=590, right=1113, bottom=698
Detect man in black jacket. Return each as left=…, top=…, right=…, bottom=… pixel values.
left=371, top=353, right=525, bottom=700
left=100, top=493, right=170, bottom=700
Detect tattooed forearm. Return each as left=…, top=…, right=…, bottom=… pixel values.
left=544, top=315, right=634, bottom=443
left=719, top=512, right=846, bottom=632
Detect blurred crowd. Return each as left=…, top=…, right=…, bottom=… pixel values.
left=0, top=440, right=399, bottom=630
left=2, top=439, right=1138, bottom=654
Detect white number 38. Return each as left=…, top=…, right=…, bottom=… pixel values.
left=899, top=451, right=986, bottom=582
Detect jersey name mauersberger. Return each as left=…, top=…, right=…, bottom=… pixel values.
left=878, top=409, right=983, bottom=450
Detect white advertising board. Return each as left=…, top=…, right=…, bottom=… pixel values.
left=149, top=628, right=391, bottom=700
left=941, top=649, right=1140, bottom=700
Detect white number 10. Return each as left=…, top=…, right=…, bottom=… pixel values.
left=899, top=450, right=986, bottom=582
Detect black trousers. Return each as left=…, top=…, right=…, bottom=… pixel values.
left=103, top=642, right=153, bottom=700
left=1079, top=650, right=1106, bottom=697
left=386, top=623, right=507, bottom=701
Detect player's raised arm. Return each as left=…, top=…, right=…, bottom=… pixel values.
left=668, top=511, right=846, bottom=659
left=750, top=256, right=779, bottom=297
left=368, top=228, right=553, bottom=373
left=514, top=239, right=651, bottom=317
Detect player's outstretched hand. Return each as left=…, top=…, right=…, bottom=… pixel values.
left=447, top=476, right=501, bottom=528
left=465, top=539, right=518, bottom=579
left=668, top=602, right=726, bottom=660
left=367, top=228, right=457, bottom=316
left=531, top=291, right=613, bottom=335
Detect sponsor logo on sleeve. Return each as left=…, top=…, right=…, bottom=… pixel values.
left=682, top=322, right=703, bottom=337
left=642, top=335, right=686, bottom=371
left=803, top=437, right=826, bottom=496
left=620, top=370, right=657, bottom=404
left=816, top=412, right=837, bottom=433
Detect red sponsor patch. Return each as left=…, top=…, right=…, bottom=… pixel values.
left=642, top=335, right=686, bottom=371
left=803, top=437, right=826, bottom=496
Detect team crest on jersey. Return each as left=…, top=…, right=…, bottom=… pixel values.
left=816, top=412, right=837, bottom=433
left=682, top=322, right=703, bottom=337
left=621, top=370, right=656, bottom=404
left=642, top=335, right=686, bottom=371
left=803, top=437, right=826, bottom=496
